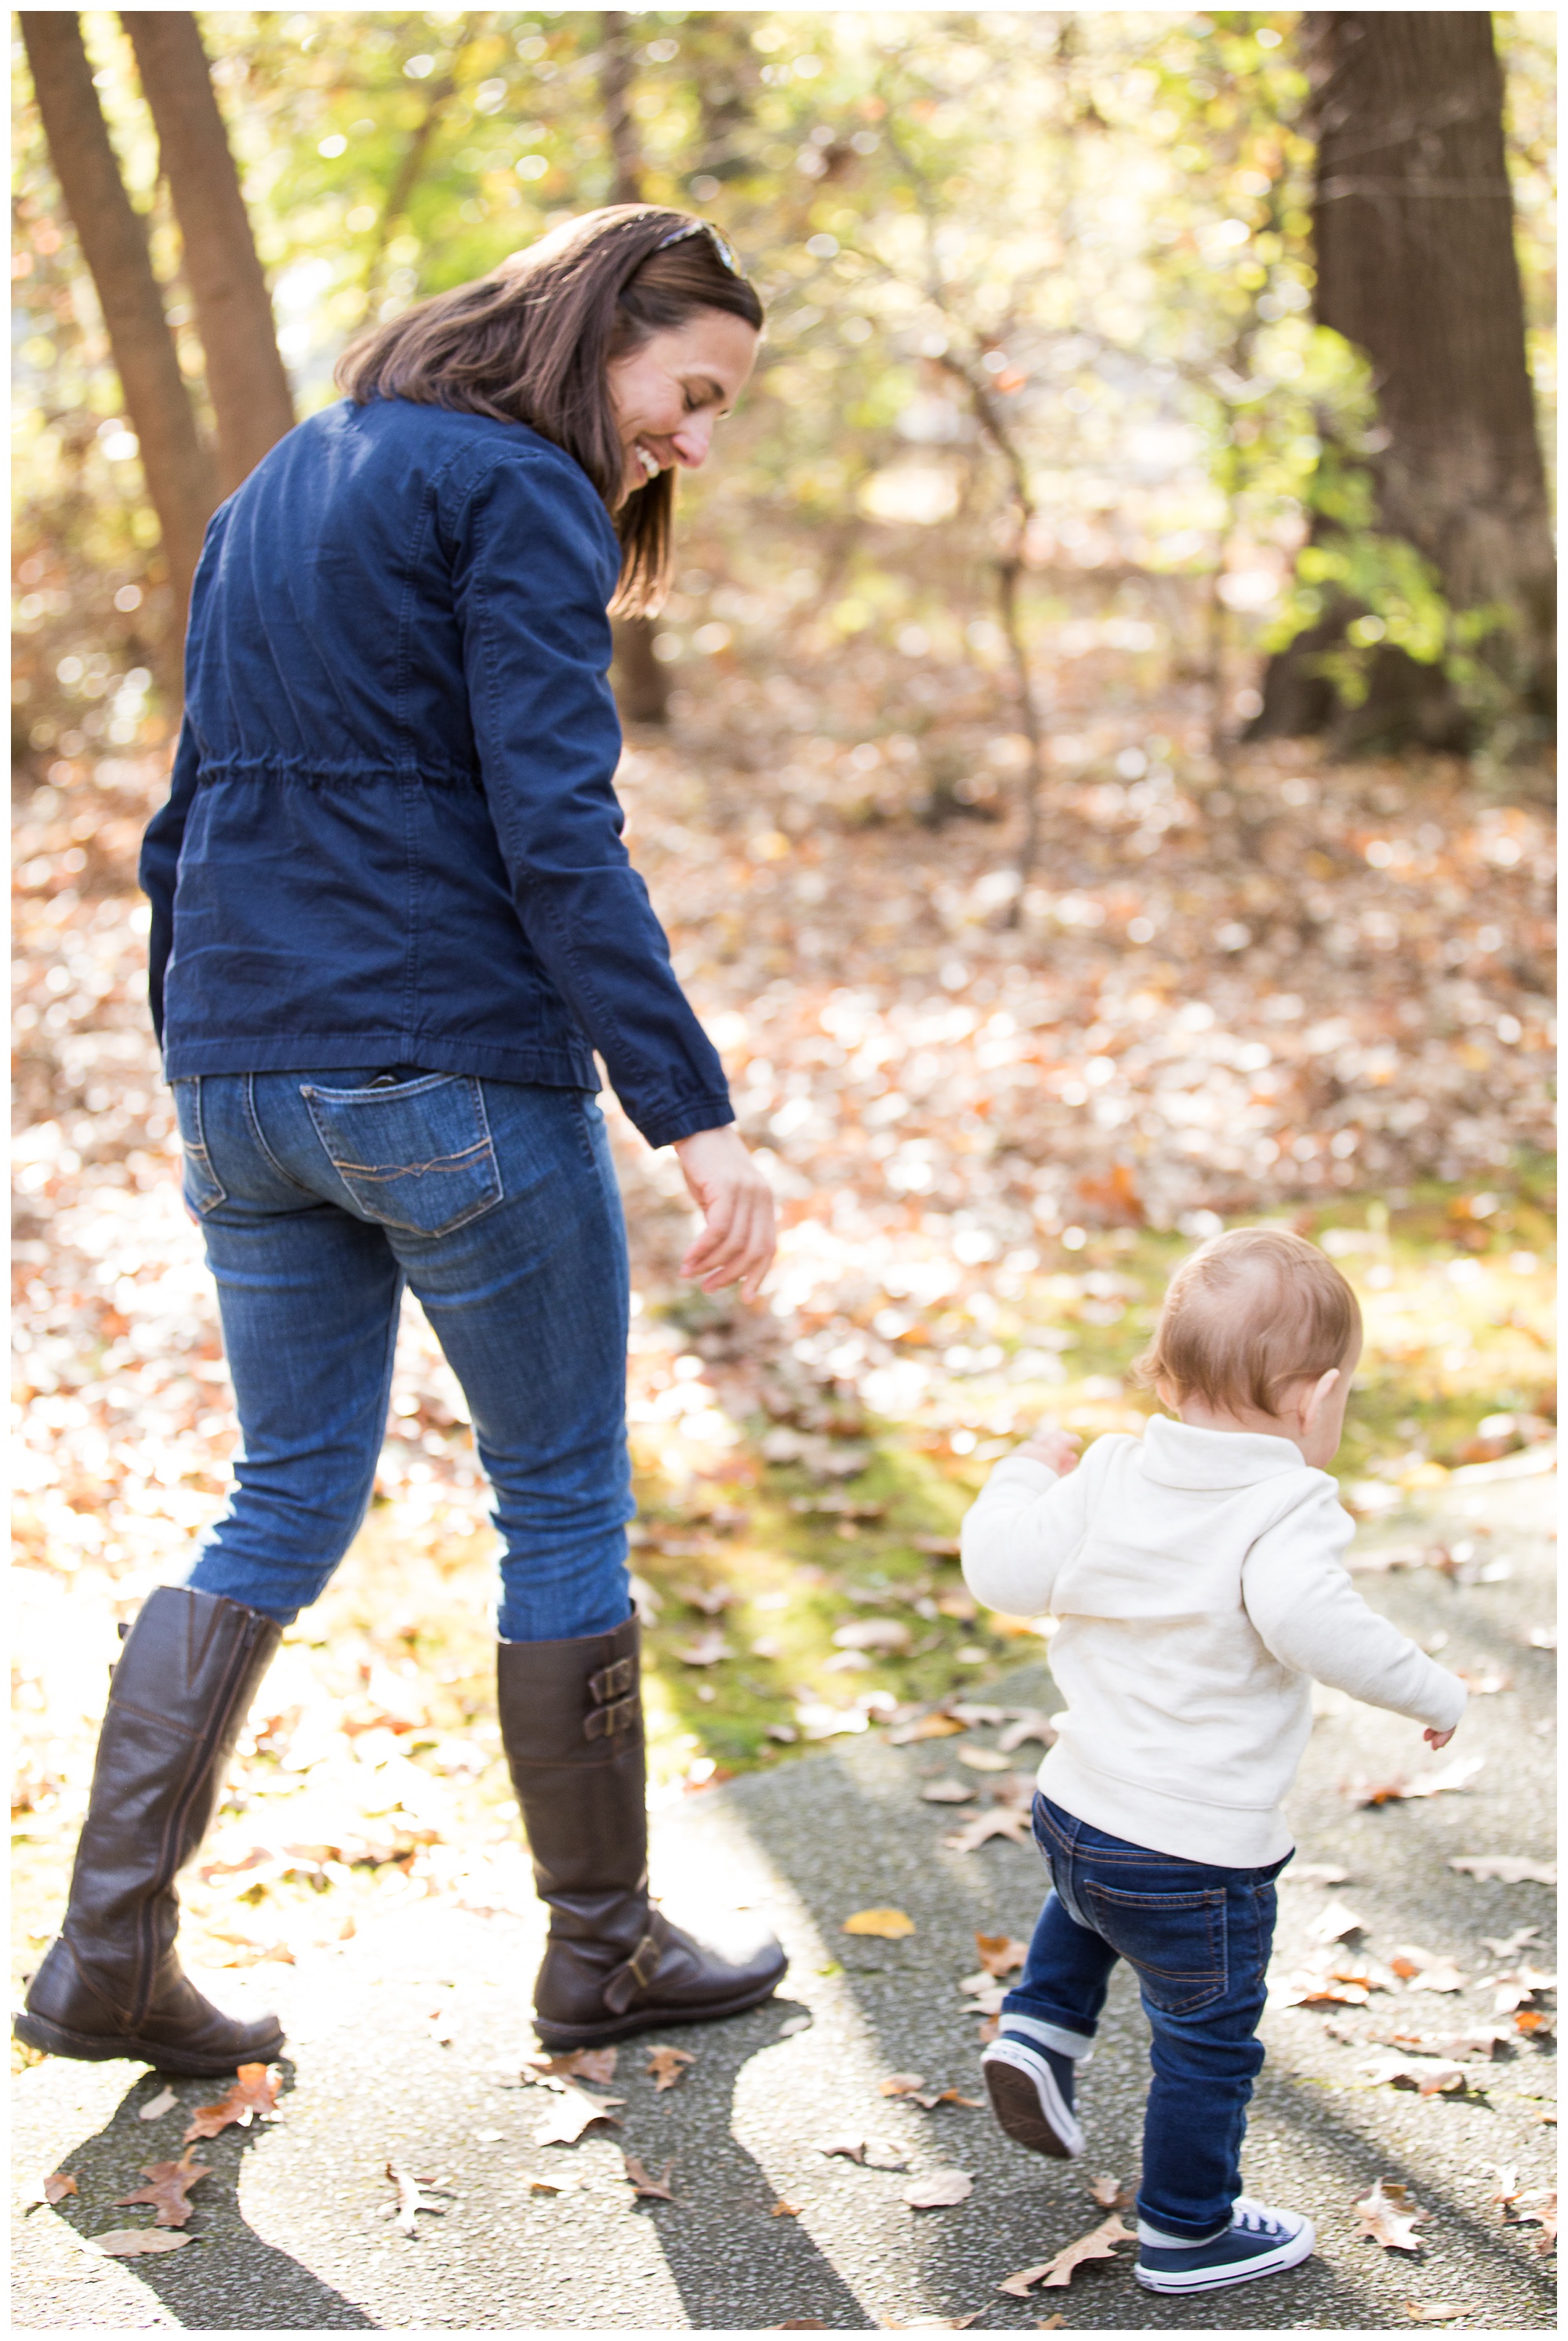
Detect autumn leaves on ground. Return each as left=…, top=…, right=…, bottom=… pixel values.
left=10, top=690, right=1556, bottom=2316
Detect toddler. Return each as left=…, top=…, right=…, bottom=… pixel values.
left=960, top=1226, right=1465, bottom=2296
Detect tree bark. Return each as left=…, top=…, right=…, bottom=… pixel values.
left=1253, top=12, right=1554, bottom=750
left=601, top=9, right=671, bottom=725
left=20, top=12, right=216, bottom=622
left=123, top=12, right=295, bottom=495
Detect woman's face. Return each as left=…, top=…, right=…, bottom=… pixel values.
left=606, top=309, right=759, bottom=504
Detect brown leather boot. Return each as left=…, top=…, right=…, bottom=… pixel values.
left=499, top=1615, right=786, bottom=2049
left=14, top=1585, right=286, bottom=2076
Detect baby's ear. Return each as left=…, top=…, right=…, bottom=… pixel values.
left=1298, top=1365, right=1341, bottom=1429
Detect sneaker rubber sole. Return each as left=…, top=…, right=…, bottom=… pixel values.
left=1135, top=2213, right=1316, bottom=2293
left=982, top=2039, right=1084, bottom=2158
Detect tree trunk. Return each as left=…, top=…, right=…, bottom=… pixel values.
left=601, top=9, right=671, bottom=725
left=1253, top=12, right=1554, bottom=750
left=20, top=12, right=216, bottom=623
left=122, top=12, right=295, bottom=495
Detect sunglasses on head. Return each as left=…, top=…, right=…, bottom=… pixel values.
left=655, top=219, right=743, bottom=278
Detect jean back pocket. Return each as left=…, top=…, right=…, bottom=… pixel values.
left=1081, top=1880, right=1228, bottom=2015
left=171, top=1077, right=227, bottom=1214
left=300, top=1073, right=503, bottom=1236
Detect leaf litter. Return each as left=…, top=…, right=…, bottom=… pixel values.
left=645, top=2045, right=695, bottom=2092
left=999, top=2212, right=1135, bottom=2292
left=624, top=2154, right=677, bottom=2203
left=183, top=2064, right=281, bottom=2141
left=383, top=2164, right=456, bottom=2235
left=114, top=2147, right=212, bottom=2227
left=138, top=2085, right=177, bottom=2121
left=902, top=2170, right=973, bottom=2209
left=1354, top=2179, right=1429, bottom=2253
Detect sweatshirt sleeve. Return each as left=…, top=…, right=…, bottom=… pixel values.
left=449, top=448, right=734, bottom=1150
left=1242, top=1483, right=1468, bottom=1732
left=961, top=1452, right=1095, bottom=1621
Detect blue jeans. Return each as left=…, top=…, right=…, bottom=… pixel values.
left=170, top=1069, right=633, bottom=1643
left=1004, top=1795, right=1286, bottom=2239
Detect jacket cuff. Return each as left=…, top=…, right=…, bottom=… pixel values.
left=641, top=1094, right=735, bottom=1150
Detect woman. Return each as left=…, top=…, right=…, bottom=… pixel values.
left=17, top=208, right=786, bottom=2076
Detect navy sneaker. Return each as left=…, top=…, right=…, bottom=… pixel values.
left=1135, top=2196, right=1315, bottom=2293
left=980, top=2034, right=1085, bottom=2158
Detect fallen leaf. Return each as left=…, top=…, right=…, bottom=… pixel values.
left=1370, top=2023, right=1515, bottom=2059
left=956, top=1746, right=1011, bottom=1773
left=646, top=2045, right=695, bottom=2092
left=833, top=1619, right=912, bottom=1655
left=999, top=2212, right=1134, bottom=2292
left=1482, top=1965, right=1557, bottom=2014
left=1389, top=1948, right=1467, bottom=1994
left=183, top=2063, right=281, bottom=2141
left=535, top=2083, right=626, bottom=2146
left=920, top=1780, right=976, bottom=1803
left=30, top=2172, right=78, bottom=2205
left=815, top=2136, right=908, bottom=2169
left=880, top=2074, right=928, bottom=2096
left=1515, top=2009, right=1555, bottom=2038
left=88, top=2230, right=193, bottom=2257
left=771, top=2200, right=803, bottom=2216
left=673, top=1582, right=738, bottom=1615
left=975, top=1933, right=1029, bottom=1977
left=997, top=1711, right=1055, bottom=1753
left=1088, top=2174, right=1137, bottom=2210
left=624, top=2153, right=677, bottom=2202
left=674, top=1631, right=731, bottom=1667
left=1035, top=2318, right=1066, bottom=2332
left=1276, top=1976, right=1372, bottom=2009
left=902, top=2169, right=972, bottom=2208
left=1450, top=1856, right=1556, bottom=1886
left=844, top=1907, right=916, bottom=1939
left=1362, top=2055, right=1470, bottom=2096
left=138, top=2086, right=177, bottom=2122
left=946, top=1703, right=1007, bottom=1726
left=1481, top=1926, right=1541, bottom=1960
left=1353, top=2178, right=1428, bottom=2253
left=1312, top=1898, right=1369, bottom=1944
left=944, top=1807, right=1033, bottom=1853
left=1509, top=2188, right=1556, bottom=2252
left=912, top=1536, right=961, bottom=1559
left=385, top=2162, right=454, bottom=2234
left=530, top=2046, right=619, bottom=2086
left=778, top=2014, right=812, bottom=2037
left=1404, top=2304, right=1475, bottom=2323
left=1345, top=1757, right=1485, bottom=1808
left=527, top=2172, right=588, bottom=2195
left=114, top=2148, right=212, bottom=2227
left=977, top=2016, right=1000, bottom=2043
left=888, top=1713, right=967, bottom=1745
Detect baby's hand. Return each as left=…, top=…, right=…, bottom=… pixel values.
left=1017, top=1423, right=1082, bottom=1475
left=1423, top=1724, right=1457, bottom=1751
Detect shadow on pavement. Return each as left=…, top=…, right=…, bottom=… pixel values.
left=31, top=2060, right=377, bottom=2330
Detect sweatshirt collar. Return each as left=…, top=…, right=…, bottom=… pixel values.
left=1141, top=1413, right=1308, bottom=1490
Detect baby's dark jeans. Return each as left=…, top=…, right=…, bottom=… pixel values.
left=1004, top=1793, right=1287, bottom=2238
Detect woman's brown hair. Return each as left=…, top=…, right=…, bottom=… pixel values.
left=335, top=206, right=764, bottom=615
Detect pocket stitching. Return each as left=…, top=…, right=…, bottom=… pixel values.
left=1082, top=1881, right=1228, bottom=2009
left=300, top=1076, right=503, bottom=1237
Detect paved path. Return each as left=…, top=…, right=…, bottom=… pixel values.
left=13, top=1460, right=1555, bottom=2330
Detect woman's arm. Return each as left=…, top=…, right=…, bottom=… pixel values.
left=451, top=447, right=733, bottom=1152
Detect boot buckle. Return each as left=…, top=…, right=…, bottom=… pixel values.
left=587, top=1656, right=635, bottom=1704
left=583, top=1695, right=638, bottom=1740
left=604, top=1929, right=662, bottom=2015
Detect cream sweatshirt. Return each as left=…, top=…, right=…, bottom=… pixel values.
left=960, top=1416, right=1467, bottom=1867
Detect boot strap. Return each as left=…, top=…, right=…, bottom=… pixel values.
left=583, top=1696, right=638, bottom=1740
left=587, top=1655, right=635, bottom=1704
left=603, top=1929, right=663, bottom=2015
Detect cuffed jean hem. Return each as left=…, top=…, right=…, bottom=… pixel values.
left=998, top=2001, right=1098, bottom=2061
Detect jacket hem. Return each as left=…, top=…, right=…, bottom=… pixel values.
left=1036, top=1746, right=1294, bottom=1870
left=161, top=1033, right=601, bottom=1091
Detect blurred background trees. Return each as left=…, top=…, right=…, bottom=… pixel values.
left=12, top=9, right=1555, bottom=789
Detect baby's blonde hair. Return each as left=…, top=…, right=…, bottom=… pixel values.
left=1134, top=1225, right=1362, bottom=1417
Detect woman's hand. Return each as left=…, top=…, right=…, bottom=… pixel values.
left=672, top=1125, right=776, bottom=1301
left=1017, top=1421, right=1082, bottom=1474
left=1423, top=1724, right=1457, bottom=1751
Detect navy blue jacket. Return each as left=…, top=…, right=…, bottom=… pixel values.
left=140, top=396, right=732, bottom=1150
